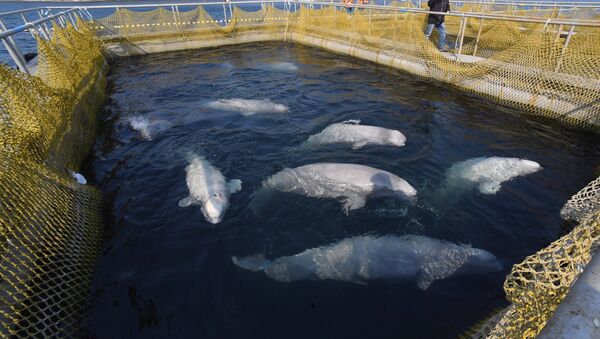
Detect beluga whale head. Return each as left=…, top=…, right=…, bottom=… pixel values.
left=202, top=189, right=229, bottom=224
left=386, top=129, right=407, bottom=147
left=455, top=247, right=503, bottom=276
left=178, top=154, right=242, bottom=225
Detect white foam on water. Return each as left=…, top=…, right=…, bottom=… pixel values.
left=206, top=98, right=289, bottom=116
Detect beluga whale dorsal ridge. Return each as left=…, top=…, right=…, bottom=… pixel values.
left=206, top=98, right=288, bottom=116
left=444, top=157, right=541, bottom=195
left=260, top=163, right=416, bottom=213
left=302, top=120, right=406, bottom=149
left=232, top=235, right=502, bottom=290
left=179, top=153, right=242, bottom=224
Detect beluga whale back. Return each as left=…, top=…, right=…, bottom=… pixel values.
left=232, top=235, right=502, bottom=290
left=179, top=153, right=242, bottom=224
left=442, top=157, right=542, bottom=195
left=258, top=163, right=416, bottom=213
left=302, top=120, right=406, bottom=149
left=206, top=98, right=288, bottom=116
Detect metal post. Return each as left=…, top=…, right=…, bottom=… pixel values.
left=368, top=8, right=372, bottom=36
left=223, top=4, right=228, bottom=24
left=555, top=25, right=574, bottom=73
left=20, top=13, right=37, bottom=39
left=171, top=6, right=179, bottom=30
left=554, top=23, right=563, bottom=42
left=457, top=16, right=468, bottom=55
left=472, top=18, right=484, bottom=56
left=333, top=4, right=336, bottom=31
left=67, top=12, right=78, bottom=29
left=454, top=16, right=465, bottom=52
left=0, top=19, right=29, bottom=74
left=37, top=10, right=52, bottom=39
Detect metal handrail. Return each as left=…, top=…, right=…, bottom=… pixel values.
left=1, top=0, right=599, bottom=73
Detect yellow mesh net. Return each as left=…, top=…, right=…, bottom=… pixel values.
left=1, top=3, right=599, bottom=337
left=0, top=20, right=106, bottom=337
left=94, top=5, right=600, bottom=130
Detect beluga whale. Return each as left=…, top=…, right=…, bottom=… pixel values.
left=441, top=157, right=542, bottom=195
left=256, top=163, right=416, bottom=213
left=206, top=98, right=289, bottom=116
left=232, top=235, right=502, bottom=290
left=128, top=114, right=174, bottom=141
left=179, top=153, right=242, bottom=224
left=302, top=120, right=406, bottom=149
left=257, top=62, right=298, bottom=72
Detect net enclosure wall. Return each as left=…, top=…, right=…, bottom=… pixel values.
left=0, top=1, right=599, bottom=337
left=0, top=20, right=106, bottom=337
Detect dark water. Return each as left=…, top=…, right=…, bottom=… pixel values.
left=83, top=42, right=599, bottom=338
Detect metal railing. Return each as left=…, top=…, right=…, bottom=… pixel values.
left=0, top=0, right=599, bottom=74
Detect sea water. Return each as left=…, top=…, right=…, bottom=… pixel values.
left=83, top=42, right=599, bottom=338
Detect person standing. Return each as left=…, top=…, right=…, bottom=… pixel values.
left=425, top=0, right=451, bottom=51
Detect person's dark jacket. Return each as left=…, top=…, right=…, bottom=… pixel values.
left=427, top=0, right=450, bottom=25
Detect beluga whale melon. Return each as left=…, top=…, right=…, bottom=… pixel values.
left=302, top=120, right=406, bottom=149
left=442, top=157, right=541, bottom=195
left=128, top=114, right=174, bottom=141
left=206, top=98, right=288, bottom=116
left=256, top=163, right=416, bottom=213
left=179, top=153, right=242, bottom=224
left=232, top=235, right=502, bottom=290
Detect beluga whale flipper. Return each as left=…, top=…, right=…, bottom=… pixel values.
left=232, top=235, right=502, bottom=290
left=441, top=157, right=541, bottom=196
left=302, top=120, right=406, bottom=150
left=257, top=163, right=416, bottom=214
left=179, top=153, right=242, bottom=224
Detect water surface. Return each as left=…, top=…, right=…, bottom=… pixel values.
left=85, top=42, right=599, bottom=338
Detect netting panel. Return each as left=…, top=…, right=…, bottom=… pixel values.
left=0, top=20, right=106, bottom=337
left=92, top=4, right=600, bottom=130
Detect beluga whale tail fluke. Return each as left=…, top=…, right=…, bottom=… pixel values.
left=179, top=153, right=242, bottom=224
left=436, top=156, right=541, bottom=202
left=232, top=235, right=502, bottom=289
left=300, top=120, right=406, bottom=150
left=256, top=163, right=416, bottom=214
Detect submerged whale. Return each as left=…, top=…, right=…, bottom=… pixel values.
left=259, top=163, right=416, bottom=213
left=232, top=235, right=502, bottom=290
left=178, top=154, right=242, bottom=224
left=442, top=157, right=541, bottom=195
left=128, top=115, right=174, bottom=141
left=206, top=98, right=289, bottom=116
left=302, top=120, right=406, bottom=149
left=257, top=62, right=298, bottom=72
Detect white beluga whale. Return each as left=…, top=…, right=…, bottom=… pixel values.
left=257, top=163, right=416, bottom=213
left=128, top=114, right=173, bottom=141
left=232, top=235, right=502, bottom=290
left=206, top=98, right=289, bottom=116
left=441, top=157, right=541, bottom=196
left=179, top=154, right=242, bottom=224
left=302, top=120, right=406, bottom=149
left=257, top=62, right=298, bottom=72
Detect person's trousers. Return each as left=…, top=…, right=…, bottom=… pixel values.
left=424, top=23, right=447, bottom=50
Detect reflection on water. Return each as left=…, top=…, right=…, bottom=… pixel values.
left=84, top=42, right=599, bottom=338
